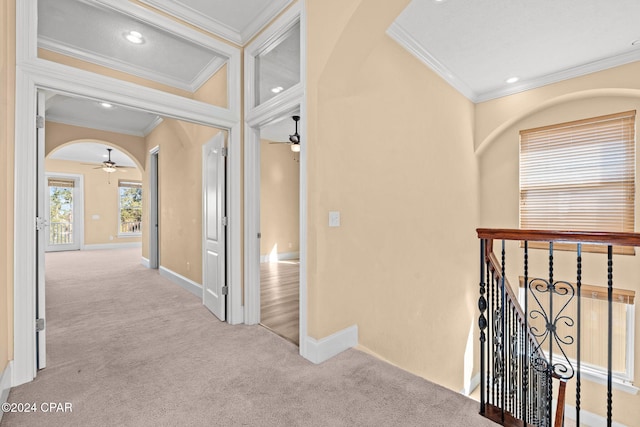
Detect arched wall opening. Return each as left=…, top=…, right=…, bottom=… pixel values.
left=45, top=138, right=143, bottom=249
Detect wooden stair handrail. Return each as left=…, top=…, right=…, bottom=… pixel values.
left=477, top=228, right=640, bottom=247
left=554, top=377, right=568, bottom=427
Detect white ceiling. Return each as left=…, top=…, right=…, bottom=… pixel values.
left=389, top=0, right=640, bottom=102
left=45, top=93, right=162, bottom=137
left=261, top=113, right=300, bottom=143
left=49, top=142, right=137, bottom=168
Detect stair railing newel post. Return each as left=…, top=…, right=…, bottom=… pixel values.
left=479, top=238, right=487, bottom=415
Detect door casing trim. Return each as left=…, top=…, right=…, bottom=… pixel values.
left=14, top=0, right=242, bottom=386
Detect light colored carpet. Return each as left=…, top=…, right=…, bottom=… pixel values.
left=2, top=248, right=493, bottom=427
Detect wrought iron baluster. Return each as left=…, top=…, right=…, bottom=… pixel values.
left=607, top=245, right=613, bottom=427
left=479, top=239, right=487, bottom=415
left=576, top=243, right=582, bottom=427
left=547, top=242, right=554, bottom=426
left=487, top=259, right=492, bottom=406
left=523, top=241, right=529, bottom=424
left=501, top=239, right=506, bottom=423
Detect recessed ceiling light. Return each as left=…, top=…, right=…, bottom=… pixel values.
left=271, top=86, right=284, bottom=93
left=506, top=76, right=519, bottom=84
left=124, top=30, right=145, bottom=44
left=99, top=102, right=114, bottom=109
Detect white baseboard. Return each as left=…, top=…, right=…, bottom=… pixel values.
left=304, top=325, right=358, bottom=364
left=460, top=372, right=481, bottom=396
left=564, top=404, right=628, bottom=427
left=140, top=257, right=150, bottom=268
left=260, top=251, right=300, bottom=263
left=159, top=266, right=202, bottom=298
left=0, top=362, right=12, bottom=423
left=83, top=242, right=142, bottom=251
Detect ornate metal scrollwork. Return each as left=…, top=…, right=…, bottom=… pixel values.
left=528, top=277, right=576, bottom=381
left=493, top=305, right=504, bottom=383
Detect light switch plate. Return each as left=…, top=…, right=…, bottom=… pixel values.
left=329, top=211, right=340, bottom=227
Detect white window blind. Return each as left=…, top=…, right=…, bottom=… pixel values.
left=48, top=178, right=75, bottom=188
left=520, top=111, right=636, bottom=238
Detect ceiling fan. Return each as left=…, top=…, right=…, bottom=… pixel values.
left=270, top=115, right=301, bottom=152
left=82, top=148, right=131, bottom=173
left=97, top=148, right=126, bottom=173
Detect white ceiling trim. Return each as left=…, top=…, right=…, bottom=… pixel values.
left=477, top=49, right=640, bottom=103
left=140, top=0, right=242, bottom=45
left=46, top=115, right=141, bottom=137
left=139, top=0, right=293, bottom=46
left=143, top=116, right=164, bottom=136
left=239, top=0, right=295, bottom=45
left=39, top=36, right=226, bottom=92
left=388, top=21, right=640, bottom=104
left=386, top=21, right=476, bottom=101
left=93, top=0, right=242, bottom=116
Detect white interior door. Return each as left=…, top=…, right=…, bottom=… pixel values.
left=36, top=90, right=47, bottom=369
left=202, top=133, right=227, bottom=321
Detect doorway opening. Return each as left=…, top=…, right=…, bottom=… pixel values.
left=258, top=114, right=301, bottom=344
left=36, top=88, right=231, bottom=372
left=149, top=147, right=160, bottom=269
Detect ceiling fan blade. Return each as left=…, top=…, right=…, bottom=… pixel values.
left=269, top=141, right=292, bottom=144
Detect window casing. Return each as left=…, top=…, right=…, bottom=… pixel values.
left=118, top=180, right=142, bottom=236
left=519, top=110, right=636, bottom=254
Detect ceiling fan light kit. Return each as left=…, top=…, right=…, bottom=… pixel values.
left=289, top=115, right=301, bottom=152
left=101, top=148, right=117, bottom=173
left=267, top=115, right=302, bottom=153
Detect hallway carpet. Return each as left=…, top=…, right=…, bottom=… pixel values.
left=2, top=249, right=493, bottom=427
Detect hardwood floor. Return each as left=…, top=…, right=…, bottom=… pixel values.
left=260, top=260, right=299, bottom=345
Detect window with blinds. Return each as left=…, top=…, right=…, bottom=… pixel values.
left=520, top=111, right=636, bottom=253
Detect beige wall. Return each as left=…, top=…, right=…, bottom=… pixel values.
left=143, top=119, right=221, bottom=283
left=306, top=0, right=479, bottom=392
left=260, top=140, right=300, bottom=257
left=477, top=69, right=640, bottom=425
left=45, top=158, right=142, bottom=246
left=0, top=0, right=15, bottom=372
left=45, top=122, right=147, bottom=170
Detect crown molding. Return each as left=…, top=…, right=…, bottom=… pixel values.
left=45, top=114, right=163, bottom=138
left=388, top=21, right=640, bottom=104
left=475, top=49, right=640, bottom=102
left=143, top=116, right=164, bottom=136
left=386, top=21, right=477, bottom=102
left=139, top=0, right=293, bottom=46
left=45, top=115, right=142, bottom=138
left=38, top=36, right=226, bottom=93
